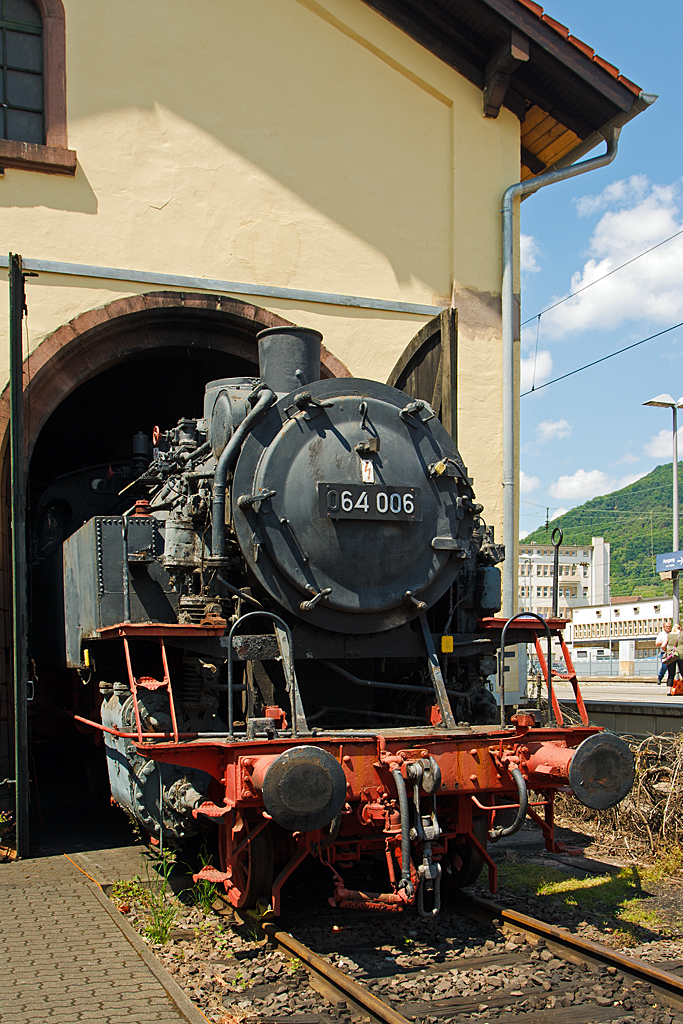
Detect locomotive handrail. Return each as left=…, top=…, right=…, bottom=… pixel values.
left=498, top=612, right=556, bottom=728
left=222, top=610, right=308, bottom=737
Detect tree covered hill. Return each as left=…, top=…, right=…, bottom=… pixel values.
left=523, top=463, right=683, bottom=597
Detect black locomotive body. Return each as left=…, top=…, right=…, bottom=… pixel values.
left=63, top=326, right=634, bottom=915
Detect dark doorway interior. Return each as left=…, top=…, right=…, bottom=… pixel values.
left=27, top=343, right=253, bottom=855
left=30, top=345, right=256, bottom=499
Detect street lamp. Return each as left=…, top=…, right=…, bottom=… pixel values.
left=643, top=394, right=683, bottom=623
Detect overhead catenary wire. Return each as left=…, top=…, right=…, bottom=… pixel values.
left=521, top=321, right=683, bottom=397
left=531, top=314, right=542, bottom=392
left=521, top=226, right=683, bottom=327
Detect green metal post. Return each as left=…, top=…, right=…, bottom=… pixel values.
left=9, top=253, right=28, bottom=858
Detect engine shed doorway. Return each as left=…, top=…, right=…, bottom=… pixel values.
left=0, top=291, right=349, bottom=855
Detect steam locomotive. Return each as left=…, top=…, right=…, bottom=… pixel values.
left=65, top=326, right=634, bottom=916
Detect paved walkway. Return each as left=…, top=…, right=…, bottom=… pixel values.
left=0, top=852, right=206, bottom=1024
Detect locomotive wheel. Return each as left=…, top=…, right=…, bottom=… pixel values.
left=220, top=822, right=274, bottom=910
left=443, top=815, right=487, bottom=890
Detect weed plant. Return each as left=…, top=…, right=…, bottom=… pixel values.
left=189, top=843, right=218, bottom=915
left=110, top=878, right=151, bottom=907
left=142, top=848, right=178, bottom=944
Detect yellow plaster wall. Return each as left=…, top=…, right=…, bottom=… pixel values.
left=0, top=0, right=521, bottom=536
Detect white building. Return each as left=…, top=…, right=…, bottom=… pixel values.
left=568, top=596, right=672, bottom=676
left=518, top=537, right=610, bottom=620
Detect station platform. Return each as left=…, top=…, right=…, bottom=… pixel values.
left=0, top=851, right=206, bottom=1024
left=551, top=680, right=683, bottom=734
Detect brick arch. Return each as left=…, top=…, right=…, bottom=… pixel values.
left=0, top=290, right=351, bottom=463
left=0, top=291, right=351, bottom=795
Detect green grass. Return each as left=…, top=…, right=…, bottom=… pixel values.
left=641, top=844, right=683, bottom=883
left=497, top=860, right=677, bottom=940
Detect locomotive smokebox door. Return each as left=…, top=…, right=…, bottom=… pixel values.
left=232, top=378, right=477, bottom=633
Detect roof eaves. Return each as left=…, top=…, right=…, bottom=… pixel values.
left=512, top=0, right=641, bottom=97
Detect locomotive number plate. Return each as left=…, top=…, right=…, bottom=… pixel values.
left=318, top=483, right=421, bottom=521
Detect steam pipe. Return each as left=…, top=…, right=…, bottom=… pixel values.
left=211, top=387, right=274, bottom=556
left=488, top=767, right=528, bottom=842
left=391, top=768, right=413, bottom=896
left=216, top=572, right=262, bottom=609
left=322, top=660, right=477, bottom=698
left=501, top=128, right=620, bottom=615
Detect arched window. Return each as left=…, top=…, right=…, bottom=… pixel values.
left=0, top=0, right=74, bottom=173
left=1, top=0, right=44, bottom=144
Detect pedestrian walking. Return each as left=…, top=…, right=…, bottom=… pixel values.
left=656, top=620, right=672, bottom=684
left=663, top=623, right=683, bottom=696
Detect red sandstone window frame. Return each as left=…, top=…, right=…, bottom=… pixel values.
left=0, top=0, right=75, bottom=175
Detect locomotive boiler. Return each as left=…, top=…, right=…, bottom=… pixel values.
left=66, top=326, right=635, bottom=916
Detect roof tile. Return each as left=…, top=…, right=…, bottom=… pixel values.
left=593, top=55, right=619, bottom=77
left=618, top=74, right=641, bottom=92
left=541, top=14, right=569, bottom=38
left=568, top=35, right=595, bottom=59
left=517, top=0, right=544, bottom=15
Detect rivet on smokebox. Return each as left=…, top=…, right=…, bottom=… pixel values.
left=441, top=635, right=454, bottom=654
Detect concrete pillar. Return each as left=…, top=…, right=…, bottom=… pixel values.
left=619, top=639, right=635, bottom=677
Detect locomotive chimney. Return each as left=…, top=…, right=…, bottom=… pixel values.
left=256, top=326, right=322, bottom=394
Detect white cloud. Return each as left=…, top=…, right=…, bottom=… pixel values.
left=574, top=174, right=649, bottom=217
left=613, top=452, right=640, bottom=465
left=520, top=470, right=540, bottom=494
left=550, top=507, right=569, bottom=520
left=542, top=177, right=683, bottom=339
left=548, top=468, right=646, bottom=502
left=521, top=349, right=552, bottom=392
left=644, top=428, right=679, bottom=458
left=521, top=234, right=541, bottom=273
left=536, top=419, right=571, bottom=443
left=519, top=529, right=530, bottom=540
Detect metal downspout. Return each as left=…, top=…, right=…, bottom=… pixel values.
left=501, top=127, right=620, bottom=616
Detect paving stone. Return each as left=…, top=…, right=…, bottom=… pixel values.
left=0, top=853, right=204, bottom=1024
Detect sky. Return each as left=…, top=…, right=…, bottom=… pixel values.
left=516, top=0, right=683, bottom=539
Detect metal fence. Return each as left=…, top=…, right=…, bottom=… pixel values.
left=566, top=657, right=658, bottom=678
left=528, top=657, right=660, bottom=679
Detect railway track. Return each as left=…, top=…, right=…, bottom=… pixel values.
left=254, top=899, right=683, bottom=1024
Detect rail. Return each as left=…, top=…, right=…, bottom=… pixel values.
left=463, top=894, right=683, bottom=1011
left=263, top=924, right=412, bottom=1024
left=258, top=896, right=683, bottom=1020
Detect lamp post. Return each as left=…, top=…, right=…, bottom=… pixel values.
left=644, top=394, right=683, bottom=624
left=608, top=583, right=613, bottom=678
left=524, top=557, right=533, bottom=612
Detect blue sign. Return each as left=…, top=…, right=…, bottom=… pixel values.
left=656, top=551, right=683, bottom=572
